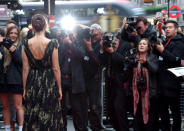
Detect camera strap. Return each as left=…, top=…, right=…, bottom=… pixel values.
left=141, top=64, right=143, bottom=77
left=136, top=63, right=143, bottom=79
left=164, top=38, right=172, bottom=48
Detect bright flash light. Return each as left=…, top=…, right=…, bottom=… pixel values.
left=97, top=8, right=105, bottom=15
left=60, top=16, right=76, bottom=31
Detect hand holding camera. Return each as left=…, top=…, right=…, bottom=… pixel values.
left=102, top=33, right=117, bottom=52
left=0, top=37, right=13, bottom=50
left=154, top=42, right=164, bottom=53
left=138, top=57, right=146, bottom=64
left=0, top=36, right=3, bottom=44
left=105, top=46, right=114, bottom=54
left=84, top=38, right=93, bottom=51
left=63, top=35, right=73, bottom=45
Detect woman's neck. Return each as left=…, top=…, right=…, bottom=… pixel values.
left=34, top=31, right=45, bottom=38
left=139, top=52, right=147, bottom=58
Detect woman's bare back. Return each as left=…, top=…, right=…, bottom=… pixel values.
left=28, top=36, right=51, bottom=60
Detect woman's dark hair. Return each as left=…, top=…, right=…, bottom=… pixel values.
left=31, top=14, right=46, bottom=32
left=136, top=38, right=152, bottom=54
left=6, top=25, right=20, bottom=38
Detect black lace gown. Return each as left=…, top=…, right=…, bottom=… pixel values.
left=23, top=40, right=63, bottom=131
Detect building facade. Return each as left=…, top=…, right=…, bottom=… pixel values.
left=20, top=0, right=184, bottom=22
left=131, top=0, right=184, bottom=22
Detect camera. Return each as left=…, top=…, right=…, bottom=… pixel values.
left=126, top=17, right=140, bottom=34
left=76, top=27, right=91, bottom=41
left=59, top=29, right=68, bottom=39
left=0, top=37, right=13, bottom=49
left=126, top=23, right=141, bottom=34
left=136, top=76, right=147, bottom=90
left=150, top=32, right=163, bottom=45
left=102, top=33, right=116, bottom=49
left=123, top=48, right=137, bottom=71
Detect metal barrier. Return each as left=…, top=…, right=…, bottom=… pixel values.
left=99, top=68, right=184, bottom=130
left=0, top=102, right=3, bottom=129
left=181, top=83, right=184, bottom=130
left=100, top=67, right=114, bottom=130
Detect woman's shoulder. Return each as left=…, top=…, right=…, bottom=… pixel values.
left=28, top=37, right=51, bottom=46
left=50, top=39, right=59, bottom=48
left=147, top=53, right=159, bottom=62
left=148, top=53, right=157, bottom=58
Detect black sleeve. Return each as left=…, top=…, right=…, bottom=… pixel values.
left=86, top=43, right=101, bottom=65
left=111, top=51, right=125, bottom=66
left=161, top=41, right=184, bottom=66
left=143, top=54, right=159, bottom=73
left=71, top=42, right=85, bottom=59
left=10, top=45, right=22, bottom=66
left=98, top=51, right=110, bottom=66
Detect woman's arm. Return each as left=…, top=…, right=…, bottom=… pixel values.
left=10, top=44, right=22, bottom=66
left=52, top=47, right=62, bottom=101
left=22, top=47, right=29, bottom=99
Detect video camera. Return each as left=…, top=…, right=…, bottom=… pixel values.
left=102, top=33, right=116, bottom=49
left=0, top=37, right=13, bottom=49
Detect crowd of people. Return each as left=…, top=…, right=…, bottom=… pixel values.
left=0, top=11, right=184, bottom=131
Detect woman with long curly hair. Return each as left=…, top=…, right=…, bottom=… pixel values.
left=0, top=25, right=24, bottom=131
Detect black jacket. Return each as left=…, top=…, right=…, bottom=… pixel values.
left=158, top=33, right=184, bottom=97
left=82, top=39, right=102, bottom=80
left=0, top=46, right=4, bottom=84
left=100, top=39, right=129, bottom=88
left=127, top=53, right=159, bottom=98
left=58, top=42, right=86, bottom=94
left=3, top=44, right=22, bottom=85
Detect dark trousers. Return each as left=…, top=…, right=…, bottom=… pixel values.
left=86, top=78, right=102, bottom=131
left=158, top=96, right=181, bottom=131
left=133, top=97, right=159, bottom=131
left=106, top=78, right=131, bottom=131
left=61, top=84, right=88, bottom=131
left=61, top=84, right=71, bottom=131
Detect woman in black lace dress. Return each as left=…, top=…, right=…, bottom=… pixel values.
left=22, top=14, right=63, bottom=131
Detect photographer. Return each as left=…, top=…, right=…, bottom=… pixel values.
left=0, top=26, right=24, bottom=131
left=81, top=23, right=103, bottom=131
left=135, top=16, right=157, bottom=45
left=58, top=29, right=88, bottom=131
left=0, top=28, right=5, bottom=95
left=100, top=33, right=130, bottom=131
left=126, top=38, right=159, bottom=131
left=154, top=20, right=184, bottom=131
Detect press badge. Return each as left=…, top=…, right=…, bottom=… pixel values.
left=159, top=56, right=163, bottom=61
left=0, top=52, right=2, bottom=60
left=68, top=58, right=71, bottom=62
left=84, top=56, right=89, bottom=61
